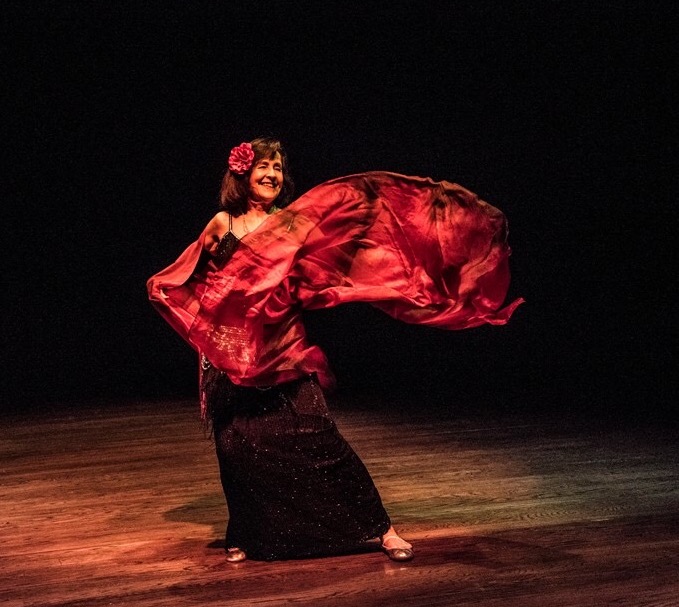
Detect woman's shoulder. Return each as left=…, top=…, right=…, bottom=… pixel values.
left=204, top=211, right=235, bottom=236
left=203, top=211, right=232, bottom=253
left=206, top=211, right=231, bottom=230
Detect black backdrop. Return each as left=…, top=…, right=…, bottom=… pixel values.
left=4, top=1, right=677, bottom=422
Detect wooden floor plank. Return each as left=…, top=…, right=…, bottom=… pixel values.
left=1, top=399, right=677, bottom=606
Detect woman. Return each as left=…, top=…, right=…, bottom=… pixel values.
left=148, top=137, right=523, bottom=563
left=151, top=138, right=413, bottom=562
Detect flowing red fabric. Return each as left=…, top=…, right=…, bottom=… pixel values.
left=148, top=172, right=524, bottom=390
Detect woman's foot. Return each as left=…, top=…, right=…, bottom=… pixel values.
left=225, top=547, right=247, bottom=563
left=381, top=528, right=414, bottom=562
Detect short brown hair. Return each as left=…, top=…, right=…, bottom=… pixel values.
left=219, top=137, right=295, bottom=216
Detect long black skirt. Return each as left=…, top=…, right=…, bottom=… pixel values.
left=202, top=366, right=391, bottom=561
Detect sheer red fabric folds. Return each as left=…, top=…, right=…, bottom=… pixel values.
left=148, top=172, right=524, bottom=389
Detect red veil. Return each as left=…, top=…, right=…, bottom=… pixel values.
left=148, top=172, right=524, bottom=391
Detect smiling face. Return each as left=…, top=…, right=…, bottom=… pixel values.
left=248, top=152, right=284, bottom=206
left=219, top=138, right=294, bottom=215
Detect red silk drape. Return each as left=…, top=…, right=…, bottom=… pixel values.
left=148, top=172, right=524, bottom=389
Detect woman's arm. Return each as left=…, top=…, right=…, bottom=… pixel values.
left=203, top=212, right=230, bottom=255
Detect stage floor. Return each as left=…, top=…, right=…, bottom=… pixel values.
left=1, top=398, right=677, bottom=606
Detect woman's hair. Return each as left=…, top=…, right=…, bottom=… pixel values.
left=219, top=137, right=295, bottom=215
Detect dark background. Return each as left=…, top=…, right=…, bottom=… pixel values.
left=3, top=1, right=677, bottom=422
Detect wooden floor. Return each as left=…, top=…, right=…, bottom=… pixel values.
left=1, top=398, right=677, bottom=607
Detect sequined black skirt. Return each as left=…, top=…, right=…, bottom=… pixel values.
left=202, top=366, right=391, bottom=561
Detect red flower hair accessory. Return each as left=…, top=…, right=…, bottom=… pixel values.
left=228, top=142, right=255, bottom=174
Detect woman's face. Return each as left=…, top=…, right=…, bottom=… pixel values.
left=248, top=152, right=283, bottom=205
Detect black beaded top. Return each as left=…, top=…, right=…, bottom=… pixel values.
left=214, top=214, right=240, bottom=263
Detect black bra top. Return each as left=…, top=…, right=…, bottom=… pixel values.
left=214, top=214, right=240, bottom=263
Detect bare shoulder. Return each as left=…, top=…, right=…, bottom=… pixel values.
left=203, top=211, right=231, bottom=253
left=206, top=211, right=230, bottom=232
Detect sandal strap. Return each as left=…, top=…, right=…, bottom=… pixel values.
left=381, top=534, right=412, bottom=549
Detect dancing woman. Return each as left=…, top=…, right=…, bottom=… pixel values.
left=147, top=137, right=522, bottom=562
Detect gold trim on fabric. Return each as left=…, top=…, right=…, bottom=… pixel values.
left=206, top=324, right=253, bottom=365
